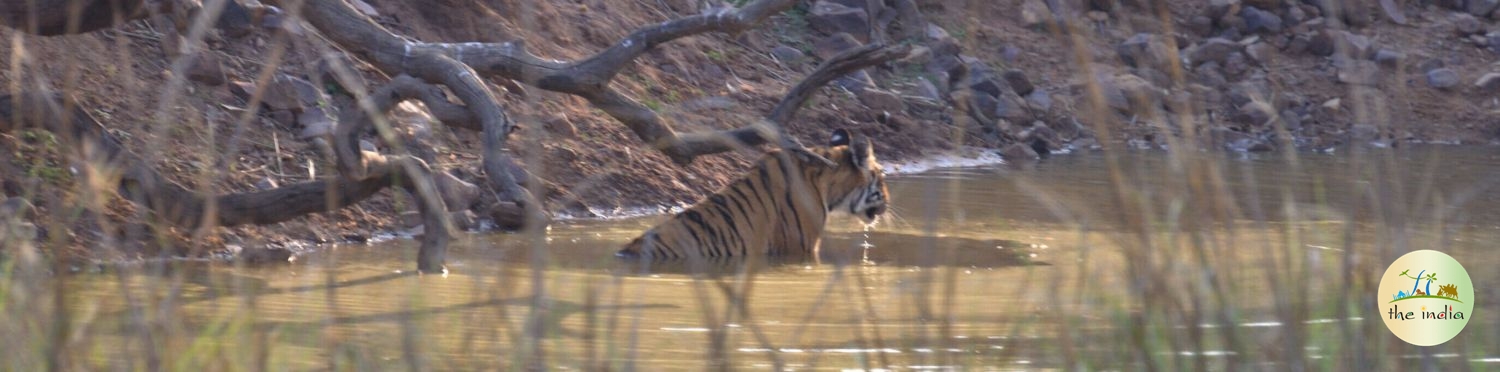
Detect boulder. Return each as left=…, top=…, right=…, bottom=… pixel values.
left=186, top=53, right=226, bottom=86
left=1021, top=0, right=1052, bottom=28
left=295, top=107, right=335, bottom=139
left=809, top=2, right=870, bottom=41
left=0, top=197, right=35, bottom=220
left=857, top=88, right=907, bottom=113
left=1336, top=60, right=1380, bottom=85
left=434, top=171, right=481, bottom=210
left=770, top=45, right=805, bottom=64
left=1373, top=49, right=1405, bottom=69
left=1470, top=0, right=1500, bottom=17
left=1026, top=89, right=1053, bottom=111
left=1002, top=69, right=1035, bottom=96
left=993, top=91, right=1033, bottom=123
left=1240, top=6, right=1283, bottom=34
left=262, top=74, right=324, bottom=112
left=1454, top=14, right=1484, bottom=36
left=1208, top=0, right=1242, bottom=20
left=1000, top=142, right=1040, bottom=160
left=1245, top=42, right=1276, bottom=65
left=1117, top=33, right=1176, bottom=70
left=813, top=32, right=863, bottom=60
left=1188, top=38, right=1242, bottom=66
left=1234, top=101, right=1277, bottom=127
left=1309, top=29, right=1374, bottom=59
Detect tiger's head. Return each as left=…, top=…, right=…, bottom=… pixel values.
left=815, top=129, right=888, bottom=225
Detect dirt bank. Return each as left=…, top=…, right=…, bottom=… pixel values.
left=1, top=0, right=1497, bottom=263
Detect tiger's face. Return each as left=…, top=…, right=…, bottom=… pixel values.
left=823, top=129, right=889, bottom=225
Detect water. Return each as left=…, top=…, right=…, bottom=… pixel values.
left=9, top=146, right=1500, bottom=370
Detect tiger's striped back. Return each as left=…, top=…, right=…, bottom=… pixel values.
left=618, top=129, right=887, bottom=259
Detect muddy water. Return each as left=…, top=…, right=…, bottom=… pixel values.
left=46, top=147, right=1500, bottom=370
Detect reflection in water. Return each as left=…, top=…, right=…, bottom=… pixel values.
left=10, top=146, right=1500, bottom=370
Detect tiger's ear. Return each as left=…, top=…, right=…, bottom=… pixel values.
left=850, top=136, right=875, bottom=169
left=830, top=129, right=851, bottom=147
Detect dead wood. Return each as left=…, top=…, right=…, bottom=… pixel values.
left=1, top=0, right=910, bottom=271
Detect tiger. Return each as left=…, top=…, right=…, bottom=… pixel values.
left=618, top=129, right=889, bottom=259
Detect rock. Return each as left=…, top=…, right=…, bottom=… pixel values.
left=186, top=53, right=226, bottom=86
left=228, top=80, right=257, bottom=101
left=1193, top=61, right=1229, bottom=88
left=770, top=45, right=804, bottom=64
left=1132, top=68, right=1172, bottom=89
left=1281, top=109, right=1304, bottom=130
left=1454, top=14, right=1484, bottom=36
left=1222, top=52, right=1250, bottom=77
left=1245, top=42, right=1276, bottom=65
left=967, top=77, right=1008, bottom=98
left=1470, top=0, right=1500, bottom=17
left=1349, top=124, right=1381, bottom=142
left=1187, top=15, right=1215, bottom=36
left=295, top=107, right=335, bottom=139
left=1002, top=70, right=1035, bottom=96
left=262, top=74, right=324, bottom=112
left=1021, top=0, right=1051, bottom=28
left=1285, top=5, right=1308, bottom=23
left=993, top=91, right=1032, bottom=123
left=1227, top=81, right=1268, bottom=107
left=399, top=211, right=423, bottom=229
left=1000, top=142, right=1040, bottom=160
left=235, top=246, right=294, bottom=264
left=357, top=139, right=377, bottom=153
left=1188, top=38, right=1242, bottom=66
left=0, top=197, right=35, bottom=220
left=1109, top=73, right=1164, bottom=115
left=1234, top=101, right=1277, bottom=127
left=543, top=113, right=578, bottom=139
left=1309, top=29, right=1373, bottom=59
left=488, top=201, right=528, bottom=232
left=1209, top=127, right=1271, bottom=152
left=1414, top=58, right=1446, bottom=74
left=1488, top=31, right=1500, bottom=53
left=1240, top=6, right=1283, bottom=33
left=253, top=177, right=278, bottom=190
left=837, top=70, right=877, bottom=92
left=813, top=32, right=863, bottom=60
left=857, top=88, right=907, bottom=113
left=1426, top=68, right=1460, bottom=89
left=916, top=78, right=943, bottom=101
left=435, top=171, right=480, bottom=210
left=1336, top=60, right=1380, bottom=85
left=809, top=2, right=870, bottom=41
left=1284, top=33, right=1312, bottom=55
left=1208, top=0, right=1241, bottom=20
left=1476, top=72, right=1500, bottom=92
left=1373, top=49, right=1404, bottom=69
left=450, top=210, right=478, bottom=231
left=1117, top=33, right=1176, bottom=70
left=1217, top=15, right=1246, bottom=39
left=1026, top=89, right=1053, bottom=111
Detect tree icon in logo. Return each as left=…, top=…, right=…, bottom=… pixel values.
left=1391, top=268, right=1462, bottom=303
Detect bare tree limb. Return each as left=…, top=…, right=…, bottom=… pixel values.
left=1, top=91, right=458, bottom=271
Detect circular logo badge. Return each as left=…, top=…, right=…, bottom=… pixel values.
left=1379, top=250, right=1474, bottom=346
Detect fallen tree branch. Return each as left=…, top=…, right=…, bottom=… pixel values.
left=0, top=92, right=453, bottom=271
left=671, top=44, right=913, bottom=158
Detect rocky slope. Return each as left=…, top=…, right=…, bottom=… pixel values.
left=1, top=0, right=1497, bottom=262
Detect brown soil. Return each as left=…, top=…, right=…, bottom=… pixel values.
left=1, top=0, right=1497, bottom=262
